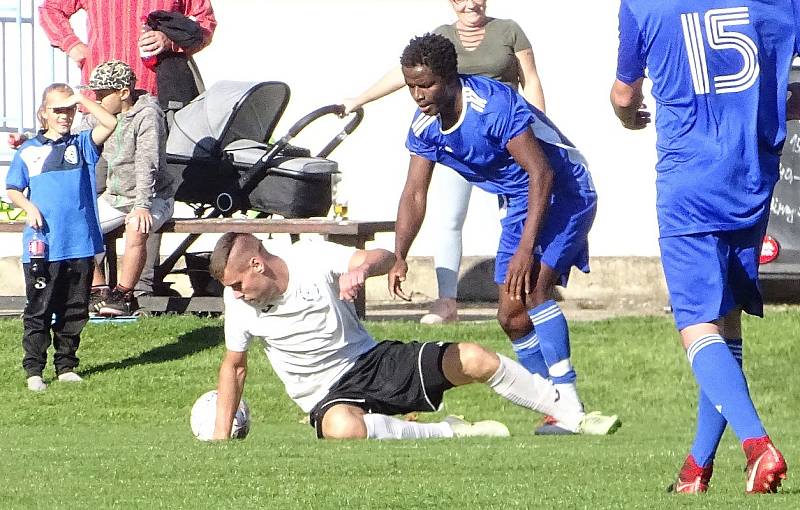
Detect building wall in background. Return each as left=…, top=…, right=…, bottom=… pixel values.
left=192, top=0, right=660, bottom=257
left=1, top=0, right=661, bottom=263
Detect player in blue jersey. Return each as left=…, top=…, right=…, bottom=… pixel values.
left=389, top=33, right=619, bottom=436
left=611, top=0, right=798, bottom=494
left=6, top=83, right=117, bottom=391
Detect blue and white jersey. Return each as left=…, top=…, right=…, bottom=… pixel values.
left=6, top=131, right=104, bottom=262
left=405, top=75, right=594, bottom=201
left=617, top=0, right=800, bottom=237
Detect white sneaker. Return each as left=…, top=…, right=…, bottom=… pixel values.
left=57, top=372, right=83, bottom=383
left=27, top=375, right=47, bottom=392
left=577, top=411, right=621, bottom=435
left=445, top=415, right=510, bottom=438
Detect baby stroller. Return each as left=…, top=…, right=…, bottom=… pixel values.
left=154, top=80, right=363, bottom=293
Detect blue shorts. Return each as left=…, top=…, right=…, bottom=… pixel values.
left=495, top=191, right=596, bottom=286
left=659, top=219, right=768, bottom=331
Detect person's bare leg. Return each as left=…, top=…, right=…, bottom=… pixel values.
left=322, top=404, right=453, bottom=440
left=441, top=343, right=585, bottom=431
left=118, top=228, right=148, bottom=290
left=92, top=254, right=106, bottom=287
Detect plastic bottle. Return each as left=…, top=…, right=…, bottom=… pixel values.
left=140, top=16, right=157, bottom=70
left=28, top=230, right=47, bottom=278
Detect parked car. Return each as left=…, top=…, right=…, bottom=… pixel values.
left=759, top=63, right=800, bottom=297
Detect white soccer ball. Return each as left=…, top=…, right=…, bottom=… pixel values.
left=190, top=390, right=250, bottom=441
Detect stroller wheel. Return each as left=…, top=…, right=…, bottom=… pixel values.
left=216, top=193, right=234, bottom=213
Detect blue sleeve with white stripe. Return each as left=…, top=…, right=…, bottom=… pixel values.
left=405, top=115, right=437, bottom=162
left=616, top=0, right=646, bottom=84
left=5, top=149, right=30, bottom=193
left=494, top=89, right=536, bottom=147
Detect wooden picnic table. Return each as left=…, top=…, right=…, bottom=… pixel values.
left=0, top=218, right=396, bottom=318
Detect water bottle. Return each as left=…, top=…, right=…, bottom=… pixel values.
left=28, top=230, right=47, bottom=278
left=140, top=16, right=158, bottom=70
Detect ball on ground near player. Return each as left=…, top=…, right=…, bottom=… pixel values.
left=190, top=390, right=250, bottom=441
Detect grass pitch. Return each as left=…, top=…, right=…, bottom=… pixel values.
left=0, top=311, right=797, bottom=509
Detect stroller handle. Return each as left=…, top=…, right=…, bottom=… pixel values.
left=239, top=105, right=364, bottom=192
left=317, top=106, right=363, bottom=158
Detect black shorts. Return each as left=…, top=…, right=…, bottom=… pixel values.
left=309, top=340, right=454, bottom=438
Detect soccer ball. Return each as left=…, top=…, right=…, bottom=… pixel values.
left=190, top=390, right=250, bottom=441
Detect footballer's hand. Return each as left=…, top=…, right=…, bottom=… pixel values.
left=210, top=430, right=231, bottom=441
left=388, top=258, right=412, bottom=301
left=339, top=264, right=368, bottom=302
left=25, top=206, right=44, bottom=230
left=622, top=103, right=651, bottom=130
left=126, top=208, right=153, bottom=234
left=504, top=250, right=535, bottom=301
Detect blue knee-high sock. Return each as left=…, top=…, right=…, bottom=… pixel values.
left=690, top=338, right=743, bottom=467
left=529, top=300, right=575, bottom=384
left=511, top=329, right=549, bottom=378
left=687, top=334, right=764, bottom=443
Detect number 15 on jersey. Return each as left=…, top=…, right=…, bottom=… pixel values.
left=681, top=7, right=760, bottom=95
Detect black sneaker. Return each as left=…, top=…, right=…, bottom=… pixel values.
left=97, top=288, right=136, bottom=317
left=89, top=287, right=110, bottom=315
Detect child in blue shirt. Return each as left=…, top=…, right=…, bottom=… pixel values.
left=5, top=82, right=116, bottom=391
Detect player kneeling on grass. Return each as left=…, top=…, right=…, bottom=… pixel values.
left=209, top=233, right=620, bottom=441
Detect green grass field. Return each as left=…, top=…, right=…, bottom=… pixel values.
left=0, top=311, right=797, bottom=509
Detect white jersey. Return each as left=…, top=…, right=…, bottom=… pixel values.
left=223, top=240, right=377, bottom=412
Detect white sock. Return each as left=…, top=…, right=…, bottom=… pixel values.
left=363, top=413, right=454, bottom=440
left=554, top=382, right=584, bottom=413
left=487, top=354, right=584, bottom=432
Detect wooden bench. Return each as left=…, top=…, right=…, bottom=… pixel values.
left=0, top=218, right=396, bottom=318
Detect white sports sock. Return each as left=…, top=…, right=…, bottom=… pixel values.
left=487, top=354, right=583, bottom=432
left=554, top=382, right=584, bottom=413
left=363, top=413, right=454, bottom=440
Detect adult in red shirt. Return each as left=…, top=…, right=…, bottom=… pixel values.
left=39, top=0, right=217, bottom=96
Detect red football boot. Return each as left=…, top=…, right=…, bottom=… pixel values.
left=667, top=455, right=713, bottom=494
left=744, top=436, right=787, bottom=494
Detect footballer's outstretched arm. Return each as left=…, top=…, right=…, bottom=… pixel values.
left=212, top=349, right=248, bottom=440
left=390, top=155, right=435, bottom=300
left=339, top=249, right=396, bottom=302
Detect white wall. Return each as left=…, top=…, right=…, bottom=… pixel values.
left=1, top=0, right=661, bottom=259
left=193, top=0, right=661, bottom=256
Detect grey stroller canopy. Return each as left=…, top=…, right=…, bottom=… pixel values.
left=166, top=80, right=288, bottom=160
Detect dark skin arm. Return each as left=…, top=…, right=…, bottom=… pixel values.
left=504, top=128, right=554, bottom=300
left=610, top=78, right=651, bottom=130
left=389, top=155, right=435, bottom=301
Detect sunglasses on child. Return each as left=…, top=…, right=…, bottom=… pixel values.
left=46, top=105, right=77, bottom=115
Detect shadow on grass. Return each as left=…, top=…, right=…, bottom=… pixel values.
left=82, top=325, right=222, bottom=377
